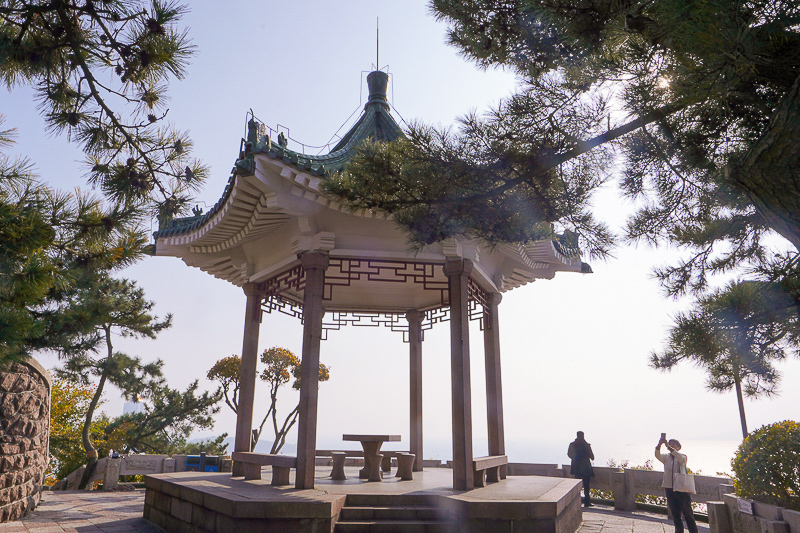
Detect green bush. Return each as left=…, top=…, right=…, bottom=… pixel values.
left=732, top=421, right=800, bottom=511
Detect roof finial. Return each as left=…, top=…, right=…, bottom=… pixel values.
left=376, top=16, right=380, bottom=71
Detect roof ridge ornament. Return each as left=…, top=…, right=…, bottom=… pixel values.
left=365, top=70, right=390, bottom=111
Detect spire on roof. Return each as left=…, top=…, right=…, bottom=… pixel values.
left=366, top=70, right=389, bottom=111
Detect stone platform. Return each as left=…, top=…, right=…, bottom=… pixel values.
left=144, top=465, right=582, bottom=533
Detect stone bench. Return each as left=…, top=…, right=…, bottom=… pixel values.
left=394, top=453, right=416, bottom=481
left=316, top=450, right=409, bottom=469
left=473, top=455, right=508, bottom=487
left=315, top=450, right=412, bottom=480
left=231, top=452, right=297, bottom=485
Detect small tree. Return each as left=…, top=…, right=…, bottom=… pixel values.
left=54, top=274, right=172, bottom=488
left=206, top=355, right=241, bottom=414
left=260, top=347, right=330, bottom=454
left=52, top=272, right=219, bottom=488
left=47, top=378, right=113, bottom=484
left=652, top=281, right=800, bottom=438
left=732, top=421, right=800, bottom=511
left=207, top=348, right=330, bottom=454
left=48, top=375, right=222, bottom=484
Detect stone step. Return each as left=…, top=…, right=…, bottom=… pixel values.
left=343, top=493, right=439, bottom=508
left=339, top=505, right=439, bottom=521
left=334, top=520, right=450, bottom=533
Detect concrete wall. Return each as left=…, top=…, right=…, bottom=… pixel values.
left=707, top=493, right=800, bottom=533
left=0, top=358, right=51, bottom=523
left=52, top=454, right=233, bottom=491
left=508, top=463, right=734, bottom=510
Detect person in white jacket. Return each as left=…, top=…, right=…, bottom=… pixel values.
left=655, top=436, right=698, bottom=533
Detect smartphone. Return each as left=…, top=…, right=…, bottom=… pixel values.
left=661, top=432, right=666, bottom=440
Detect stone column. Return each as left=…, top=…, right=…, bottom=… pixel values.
left=103, top=457, right=121, bottom=491
left=406, top=309, right=424, bottom=471
left=232, top=282, right=262, bottom=477
left=484, top=292, right=506, bottom=478
left=0, top=359, right=50, bottom=523
left=295, top=252, right=329, bottom=490
left=444, top=259, right=474, bottom=491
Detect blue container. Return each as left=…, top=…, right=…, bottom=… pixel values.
left=185, top=452, right=220, bottom=472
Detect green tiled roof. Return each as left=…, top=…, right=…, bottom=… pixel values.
left=154, top=71, right=402, bottom=239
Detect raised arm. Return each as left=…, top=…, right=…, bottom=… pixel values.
left=654, top=438, right=666, bottom=463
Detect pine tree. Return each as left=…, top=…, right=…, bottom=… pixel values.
left=102, top=379, right=222, bottom=455
left=2, top=118, right=146, bottom=363
left=0, top=0, right=207, bottom=221
left=53, top=274, right=218, bottom=488
left=652, top=281, right=800, bottom=438
left=2, top=0, right=205, bottom=361
left=327, top=0, right=800, bottom=296
left=324, top=2, right=800, bottom=434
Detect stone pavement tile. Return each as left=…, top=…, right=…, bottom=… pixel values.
left=0, top=525, right=28, bottom=532
left=632, top=523, right=668, bottom=533
left=578, top=504, right=711, bottom=533
left=17, top=521, right=58, bottom=528
left=55, top=522, right=94, bottom=528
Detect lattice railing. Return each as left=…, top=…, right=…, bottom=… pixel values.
left=324, top=258, right=448, bottom=305
left=262, top=264, right=305, bottom=299
left=256, top=260, right=493, bottom=340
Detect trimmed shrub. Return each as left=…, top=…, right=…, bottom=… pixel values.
left=732, top=420, right=800, bottom=511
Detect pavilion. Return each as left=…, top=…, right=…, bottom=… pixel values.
left=153, top=70, right=590, bottom=493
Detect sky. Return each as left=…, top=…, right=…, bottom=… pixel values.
left=3, top=0, right=798, bottom=476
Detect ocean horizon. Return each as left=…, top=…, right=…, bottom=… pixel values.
left=248, top=436, right=740, bottom=478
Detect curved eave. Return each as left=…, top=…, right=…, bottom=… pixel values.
left=496, top=240, right=588, bottom=291
left=155, top=172, right=290, bottom=253
left=187, top=255, right=251, bottom=286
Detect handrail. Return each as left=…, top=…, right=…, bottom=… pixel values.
left=507, top=463, right=734, bottom=511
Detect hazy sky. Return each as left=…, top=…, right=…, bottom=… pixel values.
left=4, top=0, right=798, bottom=474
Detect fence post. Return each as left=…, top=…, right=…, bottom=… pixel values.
left=103, top=457, right=120, bottom=490
left=718, top=483, right=735, bottom=500
left=708, top=501, right=732, bottom=533
left=611, top=471, right=636, bottom=511
left=173, top=455, right=186, bottom=472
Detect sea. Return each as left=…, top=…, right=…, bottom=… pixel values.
left=259, top=437, right=741, bottom=477
left=481, top=438, right=739, bottom=476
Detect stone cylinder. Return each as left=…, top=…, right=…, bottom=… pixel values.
left=0, top=358, right=51, bottom=523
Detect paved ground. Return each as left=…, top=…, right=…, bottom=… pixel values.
left=0, top=490, right=711, bottom=533
left=579, top=506, right=710, bottom=533
left=0, top=491, right=161, bottom=533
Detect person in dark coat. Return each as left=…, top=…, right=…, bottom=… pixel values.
left=568, top=431, right=596, bottom=506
